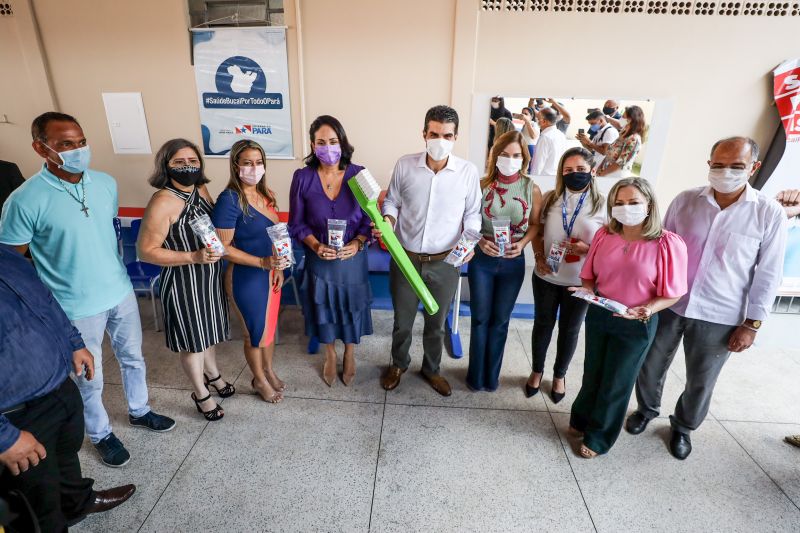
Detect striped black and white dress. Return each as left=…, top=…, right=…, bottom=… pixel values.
left=159, top=185, right=229, bottom=353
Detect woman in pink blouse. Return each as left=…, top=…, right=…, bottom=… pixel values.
left=568, top=177, right=688, bottom=458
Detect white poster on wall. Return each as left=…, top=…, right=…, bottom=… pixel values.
left=101, top=92, right=152, bottom=154
left=191, top=27, right=293, bottom=158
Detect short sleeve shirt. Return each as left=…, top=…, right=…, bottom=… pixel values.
left=0, top=164, right=131, bottom=319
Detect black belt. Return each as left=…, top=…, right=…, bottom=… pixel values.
left=404, top=249, right=450, bottom=263
left=1, top=377, right=71, bottom=416
left=1, top=403, right=27, bottom=416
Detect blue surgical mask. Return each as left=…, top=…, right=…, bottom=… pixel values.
left=44, top=144, right=92, bottom=174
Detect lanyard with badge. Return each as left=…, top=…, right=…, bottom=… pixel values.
left=547, top=190, right=587, bottom=273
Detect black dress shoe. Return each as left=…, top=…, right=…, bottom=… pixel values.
left=625, top=411, right=651, bottom=435
left=525, top=383, right=540, bottom=398
left=669, top=430, right=692, bottom=460
left=68, top=484, right=136, bottom=526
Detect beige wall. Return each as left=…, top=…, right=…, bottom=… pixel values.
left=299, top=0, right=456, bottom=184
left=1, top=0, right=798, bottom=210
left=0, top=0, right=55, bottom=176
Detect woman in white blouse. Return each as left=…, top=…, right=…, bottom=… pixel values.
left=527, top=147, right=607, bottom=402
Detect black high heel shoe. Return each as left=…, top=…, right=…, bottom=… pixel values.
left=525, top=383, right=540, bottom=397
left=204, top=374, right=236, bottom=398
left=192, top=392, right=224, bottom=421
left=551, top=377, right=566, bottom=404
left=525, top=372, right=542, bottom=398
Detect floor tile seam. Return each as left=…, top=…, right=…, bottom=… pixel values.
left=279, top=394, right=386, bottom=406
left=543, top=397, right=599, bottom=532
left=367, top=391, right=387, bottom=532
left=714, top=419, right=800, bottom=426
left=382, top=400, right=549, bottom=414
left=133, top=360, right=251, bottom=530
left=514, top=326, right=533, bottom=366
left=714, top=416, right=800, bottom=513
left=135, top=418, right=212, bottom=532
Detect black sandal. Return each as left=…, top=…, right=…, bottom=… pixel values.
left=204, top=374, right=236, bottom=398
left=192, top=392, right=224, bottom=421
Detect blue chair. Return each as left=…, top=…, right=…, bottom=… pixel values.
left=445, top=263, right=470, bottom=359
left=274, top=246, right=304, bottom=347
left=126, top=219, right=162, bottom=331
left=281, top=242, right=319, bottom=354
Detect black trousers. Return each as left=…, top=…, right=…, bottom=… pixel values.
left=1, top=378, right=94, bottom=533
left=531, top=275, right=590, bottom=378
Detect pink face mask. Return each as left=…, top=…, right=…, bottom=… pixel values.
left=239, top=165, right=265, bottom=185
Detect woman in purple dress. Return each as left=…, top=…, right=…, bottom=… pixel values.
left=289, top=115, right=373, bottom=387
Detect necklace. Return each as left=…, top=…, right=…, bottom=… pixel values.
left=246, top=192, right=266, bottom=209
left=59, top=178, right=89, bottom=217
left=320, top=170, right=342, bottom=192
left=623, top=241, right=635, bottom=254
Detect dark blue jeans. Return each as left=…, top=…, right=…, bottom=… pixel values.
left=467, top=248, right=526, bottom=391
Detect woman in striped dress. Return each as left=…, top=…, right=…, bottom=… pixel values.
left=137, top=139, right=232, bottom=421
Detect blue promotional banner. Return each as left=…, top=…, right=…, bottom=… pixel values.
left=191, top=27, right=293, bottom=158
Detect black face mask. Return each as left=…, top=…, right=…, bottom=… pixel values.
left=602, top=106, right=616, bottom=115
left=563, top=171, right=593, bottom=191
left=167, top=165, right=202, bottom=186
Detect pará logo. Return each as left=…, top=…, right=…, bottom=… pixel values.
left=235, top=124, right=273, bottom=135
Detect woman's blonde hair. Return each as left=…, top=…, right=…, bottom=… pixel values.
left=481, top=131, right=531, bottom=190
left=494, top=117, right=515, bottom=139
left=606, top=177, right=662, bottom=240
left=225, top=139, right=278, bottom=217
left=541, top=147, right=603, bottom=217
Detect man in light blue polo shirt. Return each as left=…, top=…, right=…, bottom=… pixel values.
left=0, top=112, right=175, bottom=467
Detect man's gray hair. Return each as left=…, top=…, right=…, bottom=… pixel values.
left=540, top=107, right=558, bottom=125
left=710, top=136, right=760, bottom=161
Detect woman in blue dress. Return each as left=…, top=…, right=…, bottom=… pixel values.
left=213, top=140, right=287, bottom=403
left=289, top=115, right=373, bottom=387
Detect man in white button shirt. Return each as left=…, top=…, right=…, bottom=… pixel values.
left=625, top=137, right=788, bottom=460
left=379, top=105, right=482, bottom=396
left=530, top=108, right=568, bottom=177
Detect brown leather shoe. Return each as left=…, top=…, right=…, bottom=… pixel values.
left=67, top=484, right=136, bottom=526
left=425, top=373, right=452, bottom=397
left=381, top=366, right=405, bottom=390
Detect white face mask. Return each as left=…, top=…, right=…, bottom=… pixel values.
left=611, top=204, right=649, bottom=226
left=426, top=138, right=454, bottom=162
left=708, top=167, right=749, bottom=194
left=618, top=117, right=629, bottom=129
left=491, top=102, right=500, bottom=109
left=496, top=156, right=523, bottom=176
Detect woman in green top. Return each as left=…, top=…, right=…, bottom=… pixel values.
left=467, top=131, right=542, bottom=391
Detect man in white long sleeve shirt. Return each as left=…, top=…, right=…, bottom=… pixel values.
left=380, top=105, right=482, bottom=396
left=626, top=137, right=788, bottom=460
left=530, top=108, right=568, bottom=177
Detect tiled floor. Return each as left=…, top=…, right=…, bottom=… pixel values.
left=73, top=301, right=800, bottom=532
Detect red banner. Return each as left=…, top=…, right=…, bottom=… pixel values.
left=774, top=58, right=800, bottom=142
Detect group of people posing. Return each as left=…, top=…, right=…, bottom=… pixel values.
left=0, top=105, right=795, bottom=531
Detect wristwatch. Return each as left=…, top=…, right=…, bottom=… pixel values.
left=742, top=319, right=762, bottom=332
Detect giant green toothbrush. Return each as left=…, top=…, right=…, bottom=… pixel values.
left=348, top=169, right=440, bottom=315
